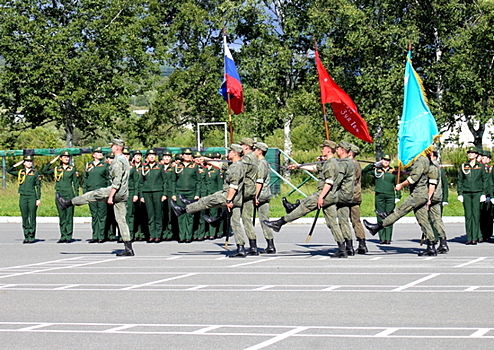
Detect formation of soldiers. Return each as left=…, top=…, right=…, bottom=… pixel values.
left=7, top=138, right=493, bottom=257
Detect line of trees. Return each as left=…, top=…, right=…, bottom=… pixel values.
left=0, top=0, right=492, bottom=155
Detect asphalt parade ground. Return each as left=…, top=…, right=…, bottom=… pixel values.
left=1, top=219, right=493, bottom=349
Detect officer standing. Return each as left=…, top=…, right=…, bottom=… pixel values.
left=57, top=139, right=135, bottom=256
left=457, top=146, right=488, bottom=244
left=43, top=151, right=79, bottom=243
left=84, top=147, right=110, bottom=243
left=479, top=150, right=493, bottom=242
left=192, top=151, right=207, bottom=241
left=123, top=148, right=139, bottom=241
left=253, top=142, right=276, bottom=253
left=161, top=150, right=175, bottom=241
left=139, top=149, right=166, bottom=243
left=7, top=155, right=42, bottom=243
left=171, top=148, right=200, bottom=243
left=362, top=154, right=401, bottom=244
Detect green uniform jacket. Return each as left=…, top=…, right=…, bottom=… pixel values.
left=458, top=160, right=488, bottom=194
left=139, top=162, right=166, bottom=195
left=205, top=165, right=223, bottom=196
left=362, top=163, right=401, bottom=198
left=163, top=164, right=174, bottom=197
left=43, top=163, right=79, bottom=197
left=406, top=155, right=430, bottom=197
left=128, top=164, right=141, bottom=198
left=241, top=151, right=259, bottom=200
left=84, top=161, right=110, bottom=192
left=336, top=157, right=355, bottom=204
left=7, top=167, right=41, bottom=199
left=256, top=158, right=272, bottom=203
left=171, top=162, right=200, bottom=197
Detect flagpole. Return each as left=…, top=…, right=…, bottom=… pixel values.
left=315, top=41, right=330, bottom=140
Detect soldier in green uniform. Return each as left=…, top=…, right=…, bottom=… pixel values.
left=139, top=149, right=166, bottom=243
left=171, top=148, right=200, bottom=243
left=57, top=139, right=135, bottom=256
left=479, top=150, right=492, bottom=242
left=161, top=150, right=175, bottom=241
left=348, top=144, right=367, bottom=254
left=43, top=151, right=79, bottom=243
left=362, top=154, right=401, bottom=244
left=7, top=155, right=42, bottom=243
left=131, top=150, right=147, bottom=241
left=239, top=137, right=259, bottom=255
left=264, top=140, right=349, bottom=258
left=457, top=146, right=488, bottom=244
left=171, top=144, right=246, bottom=256
left=203, top=152, right=225, bottom=240
left=253, top=142, right=276, bottom=253
left=192, top=151, right=207, bottom=241
left=428, top=150, right=449, bottom=253
left=84, top=147, right=110, bottom=243
left=364, top=151, right=438, bottom=256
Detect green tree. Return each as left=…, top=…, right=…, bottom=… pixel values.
left=0, top=0, right=160, bottom=147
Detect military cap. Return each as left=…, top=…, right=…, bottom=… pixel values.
left=228, top=143, right=243, bottom=153
left=109, top=138, right=125, bottom=147
left=24, top=155, right=34, bottom=161
left=484, top=151, right=492, bottom=158
left=349, top=144, right=360, bottom=154
left=123, top=147, right=130, bottom=155
left=212, top=152, right=221, bottom=158
left=319, top=140, right=337, bottom=149
left=255, top=142, right=268, bottom=152
left=174, top=154, right=183, bottom=161
left=147, top=149, right=157, bottom=155
left=106, top=152, right=114, bottom=158
left=204, top=152, right=213, bottom=158
left=338, top=141, right=352, bottom=152
left=92, top=147, right=103, bottom=153
left=240, top=137, right=255, bottom=147
left=193, top=151, right=202, bottom=158
left=162, top=150, right=172, bottom=157
left=381, top=154, right=391, bottom=161
left=466, top=146, right=479, bottom=154
left=182, top=148, right=193, bottom=155
left=133, top=150, right=142, bottom=156
left=60, top=150, right=70, bottom=156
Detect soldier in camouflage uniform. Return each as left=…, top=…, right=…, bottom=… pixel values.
left=123, top=148, right=139, bottom=241
left=264, top=140, right=350, bottom=258
left=7, top=155, right=42, bottom=243
left=171, top=144, right=246, bottom=257
left=203, top=152, right=224, bottom=239
left=171, top=148, right=200, bottom=243
left=192, top=151, right=207, bottom=241
left=139, top=149, right=166, bottom=243
left=428, top=150, right=449, bottom=253
left=238, top=137, right=259, bottom=255
left=84, top=147, right=110, bottom=243
left=253, top=142, right=276, bottom=254
left=43, top=151, right=79, bottom=243
left=457, top=146, right=488, bottom=244
left=57, top=139, right=135, bottom=256
left=364, top=150, right=438, bottom=256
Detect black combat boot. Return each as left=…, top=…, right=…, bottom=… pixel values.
left=375, top=210, right=392, bottom=220
left=179, top=194, right=197, bottom=206
left=261, top=239, right=276, bottom=254
left=170, top=200, right=187, bottom=217
left=345, top=239, right=355, bottom=256
left=356, top=238, right=368, bottom=254
left=56, top=193, right=73, bottom=210
left=437, top=237, right=449, bottom=254
left=204, top=210, right=227, bottom=226
left=363, top=220, right=383, bottom=236
left=263, top=217, right=287, bottom=233
left=229, top=245, right=246, bottom=258
left=246, top=239, right=259, bottom=256
left=330, top=241, right=348, bottom=258
left=116, top=241, right=135, bottom=256
left=282, top=197, right=300, bottom=214
left=418, top=240, right=437, bottom=256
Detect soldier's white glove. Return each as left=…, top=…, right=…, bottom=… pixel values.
left=480, top=195, right=486, bottom=202
left=491, top=198, right=494, bottom=204
left=457, top=195, right=463, bottom=203
left=395, top=198, right=400, bottom=204
left=442, top=202, right=448, bottom=206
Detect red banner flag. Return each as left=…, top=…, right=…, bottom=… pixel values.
left=315, top=51, right=373, bottom=143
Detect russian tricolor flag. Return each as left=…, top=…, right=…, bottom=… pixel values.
left=219, top=36, right=243, bottom=114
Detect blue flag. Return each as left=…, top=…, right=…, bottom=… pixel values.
left=398, top=51, right=439, bottom=168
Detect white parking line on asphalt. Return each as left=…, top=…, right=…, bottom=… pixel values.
left=374, top=328, right=399, bottom=337
left=454, top=257, right=487, bottom=268
left=243, top=326, right=309, bottom=350
left=228, top=257, right=280, bottom=268
left=464, top=286, right=479, bottom=291
left=470, top=328, right=491, bottom=337
left=53, top=284, right=80, bottom=290
left=120, top=273, right=197, bottom=290
left=392, top=273, right=440, bottom=292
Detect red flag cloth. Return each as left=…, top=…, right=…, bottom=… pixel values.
left=315, top=51, right=373, bottom=143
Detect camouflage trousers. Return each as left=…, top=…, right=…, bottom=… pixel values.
left=429, top=200, right=446, bottom=239
left=348, top=203, right=366, bottom=240
left=258, top=201, right=274, bottom=240
left=71, top=186, right=130, bottom=242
